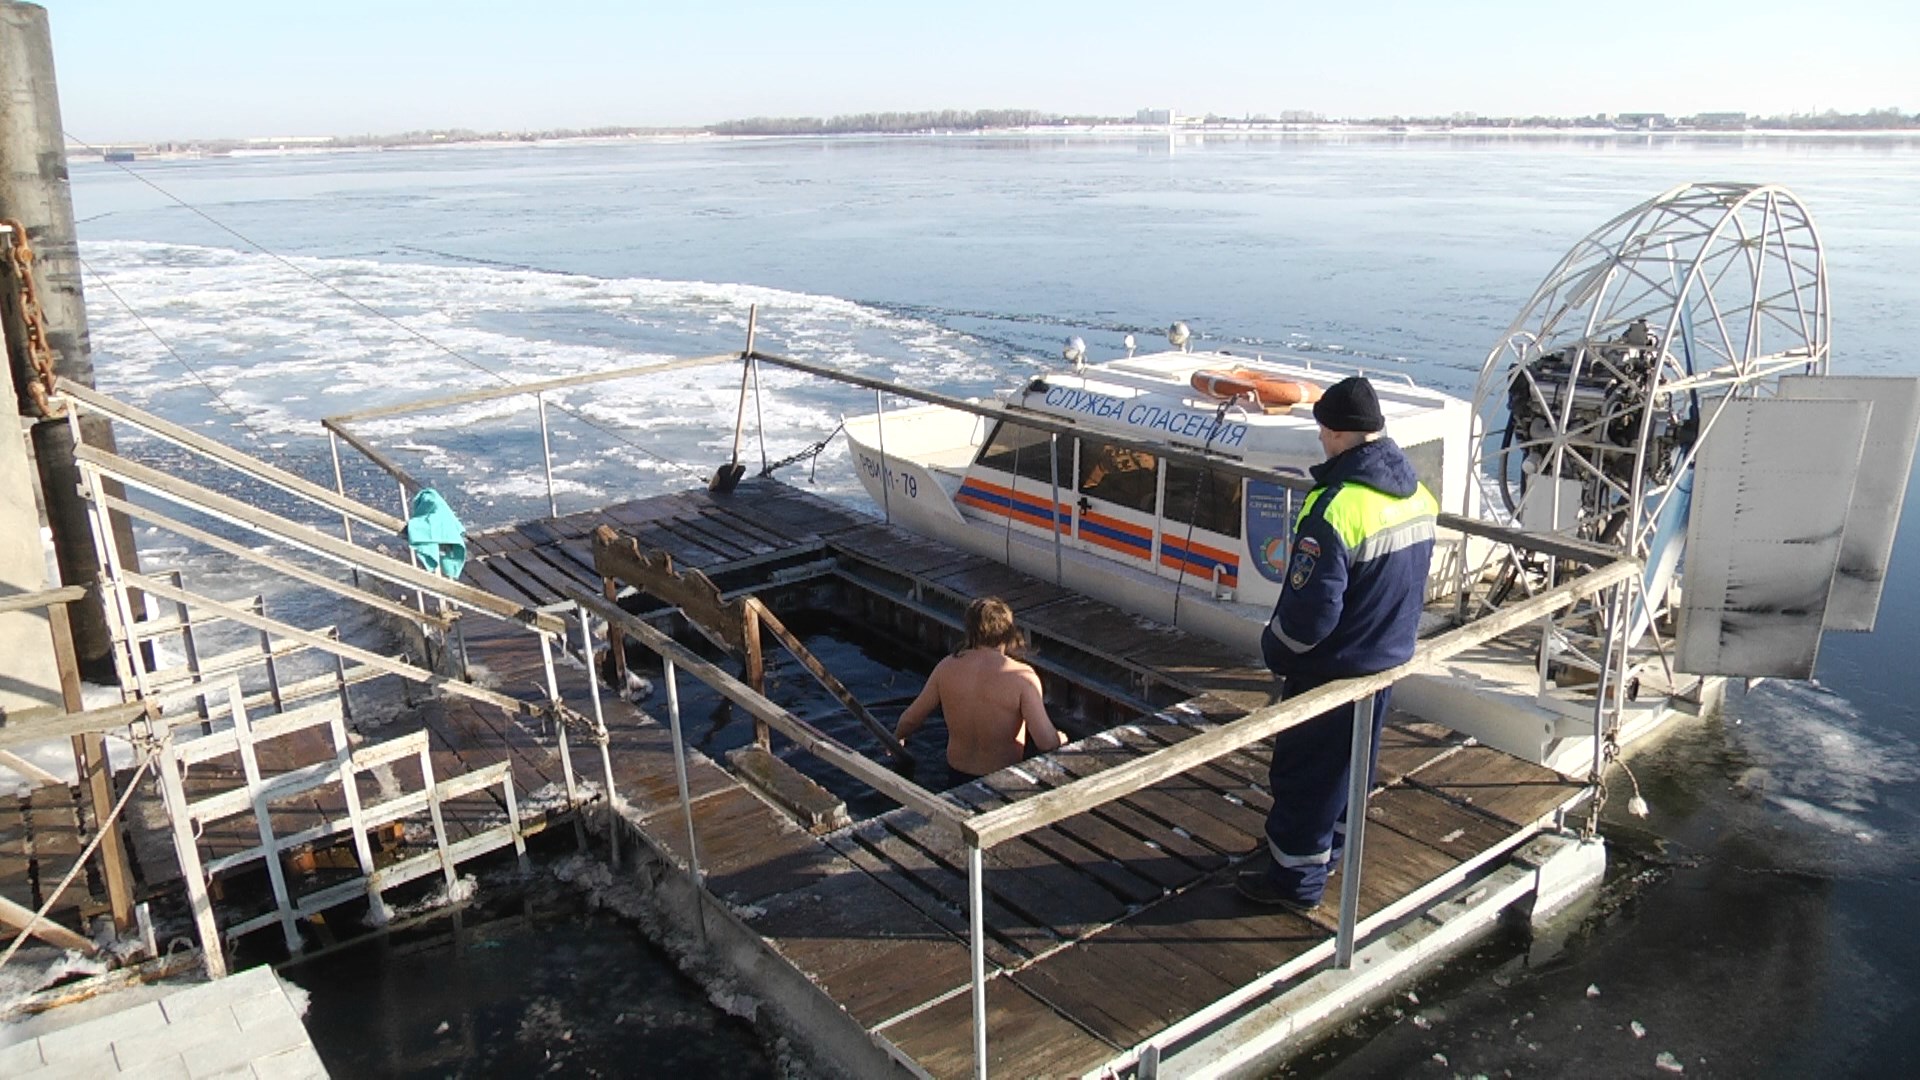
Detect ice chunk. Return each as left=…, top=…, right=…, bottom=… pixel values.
left=1656, top=1051, right=1684, bottom=1073
left=1631, top=1020, right=1647, bottom=1039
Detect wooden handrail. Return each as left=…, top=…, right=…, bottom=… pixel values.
left=0, top=585, right=86, bottom=615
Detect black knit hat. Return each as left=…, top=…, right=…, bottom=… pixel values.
left=1312, top=376, right=1385, bottom=433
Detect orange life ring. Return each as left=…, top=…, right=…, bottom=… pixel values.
left=1189, top=369, right=1261, bottom=401
left=1190, top=368, right=1324, bottom=408
left=1230, top=370, right=1324, bottom=407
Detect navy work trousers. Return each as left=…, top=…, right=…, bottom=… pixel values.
left=1261, top=674, right=1391, bottom=905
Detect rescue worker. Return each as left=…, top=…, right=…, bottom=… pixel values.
left=1237, top=376, right=1438, bottom=911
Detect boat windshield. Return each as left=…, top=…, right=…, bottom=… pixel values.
left=975, top=420, right=1061, bottom=486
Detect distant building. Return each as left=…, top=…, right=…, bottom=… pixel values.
left=1692, top=112, right=1748, bottom=130
left=1136, top=108, right=1172, bottom=125
left=1613, top=112, right=1669, bottom=129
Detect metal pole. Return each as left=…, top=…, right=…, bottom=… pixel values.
left=327, top=431, right=356, bottom=544
left=724, top=305, right=759, bottom=476
left=1048, top=433, right=1063, bottom=585
left=328, top=430, right=362, bottom=588
left=1334, top=692, right=1376, bottom=969
left=536, top=392, right=557, bottom=520
left=874, top=389, right=892, bottom=523
left=663, top=657, right=707, bottom=941
left=578, top=604, right=620, bottom=869
left=969, top=842, right=989, bottom=1080
left=1591, top=583, right=1624, bottom=782
left=538, top=631, right=579, bottom=805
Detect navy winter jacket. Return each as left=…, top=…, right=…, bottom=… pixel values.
left=1260, top=439, right=1438, bottom=681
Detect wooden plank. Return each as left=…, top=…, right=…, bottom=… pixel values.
left=26, top=785, right=84, bottom=862
left=489, top=549, right=577, bottom=607
left=1020, top=764, right=1231, bottom=874
left=844, top=817, right=1062, bottom=958
left=1045, top=744, right=1266, bottom=852
left=976, top=769, right=1202, bottom=893
left=875, top=974, right=1119, bottom=1080
left=1107, top=874, right=1326, bottom=974
left=625, top=522, right=730, bottom=569
left=924, top=564, right=1076, bottom=612
left=0, top=800, right=31, bottom=898
left=746, top=867, right=978, bottom=1027
left=661, top=513, right=769, bottom=561
left=1005, top=919, right=1247, bottom=1048
left=1366, top=784, right=1518, bottom=863
left=462, top=557, right=544, bottom=606
left=821, top=827, right=1034, bottom=969
left=1403, top=746, right=1586, bottom=827
left=696, top=503, right=812, bottom=552
left=833, top=525, right=986, bottom=578
left=947, top=784, right=1172, bottom=904
left=888, top=812, right=1127, bottom=942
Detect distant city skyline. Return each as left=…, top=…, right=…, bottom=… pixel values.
left=43, top=0, right=1915, bottom=143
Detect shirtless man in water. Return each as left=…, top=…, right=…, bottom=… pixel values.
left=893, top=598, right=1064, bottom=782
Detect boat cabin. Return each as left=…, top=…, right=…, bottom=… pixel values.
left=846, top=349, right=1474, bottom=650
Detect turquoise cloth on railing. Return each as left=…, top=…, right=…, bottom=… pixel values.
left=405, top=488, right=467, bottom=580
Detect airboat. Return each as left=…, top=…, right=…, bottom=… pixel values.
left=844, top=182, right=1920, bottom=773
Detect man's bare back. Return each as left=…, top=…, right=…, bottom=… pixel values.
left=895, top=646, right=1063, bottom=778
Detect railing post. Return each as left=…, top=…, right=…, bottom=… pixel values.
left=537, top=630, right=579, bottom=807
left=1334, top=692, right=1375, bottom=969
left=663, top=657, right=707, bottom=941
left=874, top=389, right=891, bottom=523
left=330, top=628, right=353, bottom=723
left=327, top=430, right=361, bottom=588
left=537, top=392, right=557, bottom=520
left=578, top=604, right=620, bottom=869
left=169, top=570, right=207, bottom=730
left=970, top=841, right=989, bottom=1080
left=75, top=458, right=147, bottom=698
left=1048, top=432, right=1063, bottom=585
left=152, top=720, right=225, bottom=980
left=254, top=597, right=283, bottom=714
left=1592, top=583, right=1625, bottom=782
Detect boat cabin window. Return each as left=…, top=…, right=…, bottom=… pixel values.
left=975, top=421, right=1062, bottom=486
left=1077, top=439, right=1159, bottom=514
left=1162, top=460, right=1243, bottom=538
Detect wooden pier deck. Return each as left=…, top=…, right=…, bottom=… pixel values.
left=426, top=477, right=1586, bottom=1077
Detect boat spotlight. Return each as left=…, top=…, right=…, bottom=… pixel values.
left=1168, top=321, right=1191, bottom=352
left=1064, top=336, right=1086, bottom=368
left=1124, top=333, right=1137, bottom=357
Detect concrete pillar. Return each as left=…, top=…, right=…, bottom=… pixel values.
left=0, top=2, right=138, bottom=682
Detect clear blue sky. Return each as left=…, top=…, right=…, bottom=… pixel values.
left=40, top=0, right=1917, bottom=141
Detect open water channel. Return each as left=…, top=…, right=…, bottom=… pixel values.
left=69, top=131, right=1920, bottom=1076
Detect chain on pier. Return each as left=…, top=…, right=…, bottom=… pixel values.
left=760, top=421, right=847, bottom=481
left=1, top=218, right=64, bottom=419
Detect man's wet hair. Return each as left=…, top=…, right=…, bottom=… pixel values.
left=963, top=597, right=1025, bottom=654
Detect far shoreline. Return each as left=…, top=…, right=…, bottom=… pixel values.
left=68, top=123, right=1920, bottom=165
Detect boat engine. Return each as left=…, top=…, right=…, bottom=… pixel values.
left=1498, top=318, right=1696, bottom=543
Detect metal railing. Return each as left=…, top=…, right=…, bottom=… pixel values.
left=50, top=380, right=622, bottom=960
